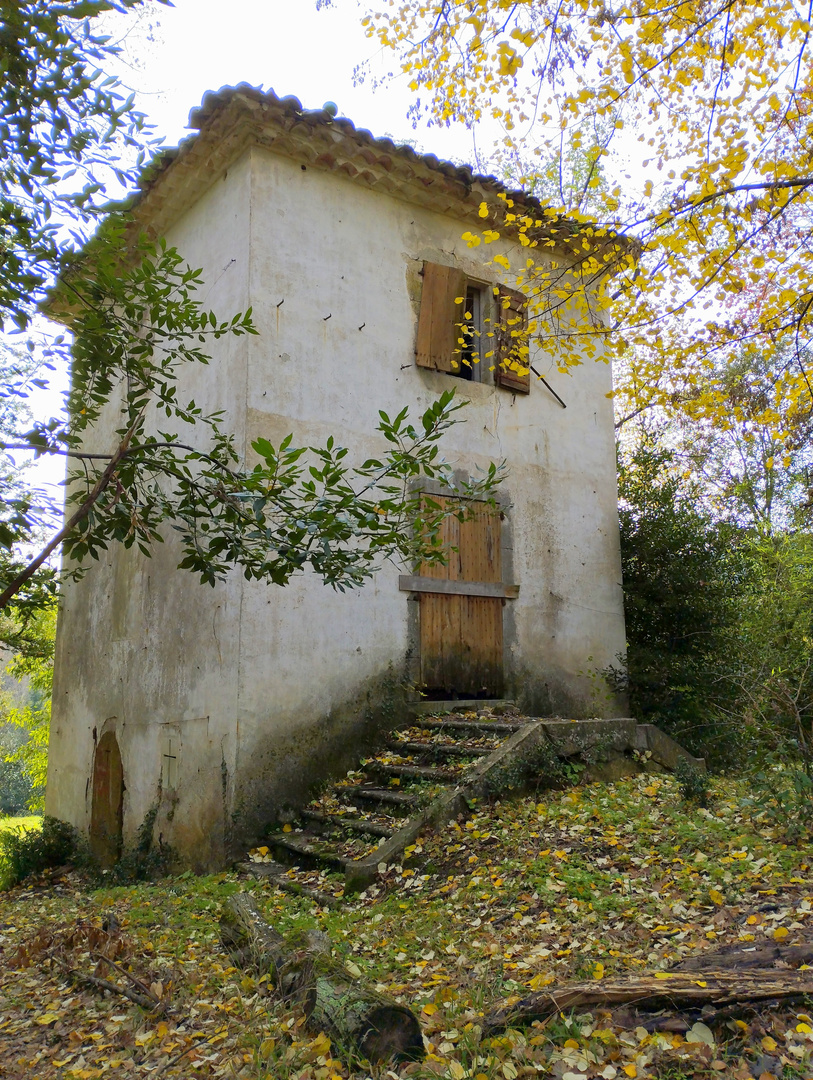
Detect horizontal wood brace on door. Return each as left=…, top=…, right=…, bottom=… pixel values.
left=409, top=477, right=511, bottom=508
left=399, top=575, right=519, bottom=599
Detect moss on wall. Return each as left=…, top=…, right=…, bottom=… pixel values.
left=229, top=662, right=411, bottom=860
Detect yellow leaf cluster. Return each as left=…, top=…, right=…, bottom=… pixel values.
left=364, top=0, right=813, bottom=440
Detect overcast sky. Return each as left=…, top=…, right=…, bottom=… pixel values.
left=22, top=0, right=496, bottom=489
left=111, top=0, right=489, bottom=168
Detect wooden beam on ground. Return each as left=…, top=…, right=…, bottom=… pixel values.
left=484, top=969, right=813, bottom=1035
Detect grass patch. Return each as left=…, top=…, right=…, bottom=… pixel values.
left=0, top=815, right=76, bottom=890
left=0, top=814, right=42, bottom=833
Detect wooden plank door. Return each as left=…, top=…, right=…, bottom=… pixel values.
left=419, top=498, right=504, bottom=697
left=90, top=731, right=124, bottom=867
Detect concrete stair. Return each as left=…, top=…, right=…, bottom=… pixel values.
left=241, top=708, right=704, bottom=901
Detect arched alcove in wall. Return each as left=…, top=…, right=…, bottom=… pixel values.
left=90, top=731, right=124, bottom=866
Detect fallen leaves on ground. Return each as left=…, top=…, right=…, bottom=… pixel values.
left=2, top=772, right=813, bottom=1078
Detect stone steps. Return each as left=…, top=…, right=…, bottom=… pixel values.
left=366, top=762, right=466, bottom=783
left=243, top=708, right=706, bottom=898
left=245, top=702, right=533, bottom=894
left=265, top=831, right=357, bottom=872
left=300, top=809, right=395, bottom=839
left=417, top=717, right=527, bottom=735
left=342, top=786, right=420, bottom=812
left=383, top=740, right=494, bottom=759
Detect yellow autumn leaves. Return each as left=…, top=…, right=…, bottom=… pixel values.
left=364, top=0, right=813, bottom=443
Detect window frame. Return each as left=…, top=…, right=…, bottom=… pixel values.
left=415, top=261, right=530, bottom=394
left=451, top=283, right=486, bottom=383
left=492, top=284, right=531, bottom=395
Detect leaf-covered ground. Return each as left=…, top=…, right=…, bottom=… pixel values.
left=1, top=773, right=812, bottom=1080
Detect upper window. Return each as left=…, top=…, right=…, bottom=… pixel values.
left=414, top=261, right=530, bottom=394
left=456, top=285, right=482, bottom=382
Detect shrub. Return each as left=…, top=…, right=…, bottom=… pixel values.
left=0, top=816, right=78, bottom=890
left=611, top=435, right=746, bottom=765
left=673, top=757, right=710, bottom=808
left=481, top=739, right=566, bottom=797
left=100, top=806, right=174, bottom=885
left=0, top=806, right=176, bottom=890
left=0, top=724, right=35, bottom=814
left=740, top=752, right=813, bottom=843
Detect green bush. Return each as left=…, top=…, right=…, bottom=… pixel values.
left=482, top=739, right=566, bottom=797
left=0, top=816, right=78, bottom=890
left=735, top=535, right=813, bottom=734
left=728, top=535, right=813, bottom=837
left=0, top=724, right=36, bottom=814
left=610, top=435, right=746, bottom=765
left=0, top=606, right=56, bottom=806
left=740, top=753, right=813, bottom=843
left=0, top=807, right=174, bottom=889
left=673, top=757, right=711, bottom=808
left=100, top=805, right=173, bottom=885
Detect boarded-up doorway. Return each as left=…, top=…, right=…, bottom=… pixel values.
left=400, top=497, right=518, bottom=698
left=90, top=731, right=124, bottom=866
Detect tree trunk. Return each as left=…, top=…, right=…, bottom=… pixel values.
left=673, top=940, right=813, bottom=972
left=484, top=969, right=813, bottom=1035
left=219, top=892, right=424, bottom=1064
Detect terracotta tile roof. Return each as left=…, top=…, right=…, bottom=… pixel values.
left=127, top=84, right=586, bottom=245
left=189, top=84, right=520, bottom=198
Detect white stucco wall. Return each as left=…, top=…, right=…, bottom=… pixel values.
left=48, top=152, right=253, bottom=865
left=47, top=143, right=626, bottom=868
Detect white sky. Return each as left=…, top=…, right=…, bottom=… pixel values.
left=20, top=0, right=495, bottom=494
left=113, top=0, right=488, bottom=167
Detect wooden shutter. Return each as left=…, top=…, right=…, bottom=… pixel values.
left=494, top=285, right=531, bottom=394
left=416, top=262, right=467, bottom=372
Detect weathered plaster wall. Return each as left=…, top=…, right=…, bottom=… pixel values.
left=47, top=141, right=626, bottom=869
left=239, top=144, right=626, bottom=712
left=47, top=154, right=253, bottom=869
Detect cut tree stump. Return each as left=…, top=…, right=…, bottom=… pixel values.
left=219, top=893, right=424, bottom=1064
left=484, top=969, right=813, bottom=1035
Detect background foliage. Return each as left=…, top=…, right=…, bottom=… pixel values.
left=610, top=432, right=745, bottom=763
left=362, top=0, right=813, bottom=454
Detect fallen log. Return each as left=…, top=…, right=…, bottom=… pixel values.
left=674, top=940, right=813, bottom=972
left=219, top=892, right=424, bottom=1064
left=483, top=969, right=813, bottom=1035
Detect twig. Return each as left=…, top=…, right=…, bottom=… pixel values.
left=91, top=951, right=161, bottom=1005
left=53, top=956, right=158, bottom=1010
left=153, top=1033, right=208, bottom=1076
